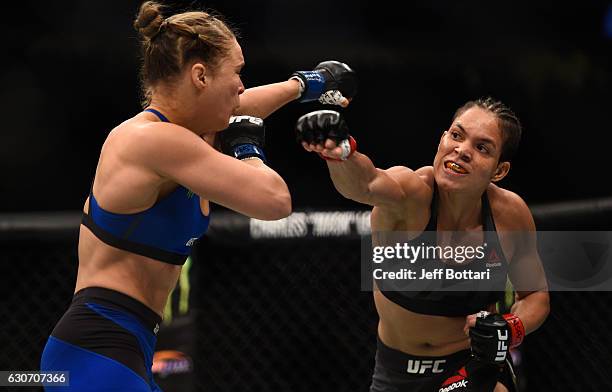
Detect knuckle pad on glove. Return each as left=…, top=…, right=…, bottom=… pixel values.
left=315, top=60, right=358, bottom=99
left=296, top=110, right=348, bottom=147
left=327, top=119, right=348, bottom=142
left=296, top=115, right=318, bottom=144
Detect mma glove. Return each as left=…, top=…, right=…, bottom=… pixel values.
left=296, top=110, right=357, bottom=161
left=291, top=61, right=357, bottom=105
left=218, top=115, right=267, bottom=163
left=469, top=312, right=525, bottom=365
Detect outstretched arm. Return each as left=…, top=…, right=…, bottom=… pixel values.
left=298, top=110, right=429, bottom=210
left=235, top=61, right=357, bottom=119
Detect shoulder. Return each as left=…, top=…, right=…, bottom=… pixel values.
left=107, top=117, right=211, bottom=163
left=415, top=166, right=434, bottom=188
left=371, top=166, right=434, bottom=229
left=487, top=184, right=535, bottom=231
left=125, top=118, right=201, bottom=147
left=384, top=165, right=433, bottom=191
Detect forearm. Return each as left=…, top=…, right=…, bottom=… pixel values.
left=297, top=110, right=412, bottom=207
left=240, top=158, right=291, bottom=219
left=235, top=80, right=300, bottom=119
left=327, top=151, right=379, bottom=204
left=510, top=290, right=550, bottom=335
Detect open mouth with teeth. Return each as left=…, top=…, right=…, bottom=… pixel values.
left=444, top=161, right=468, bottom=174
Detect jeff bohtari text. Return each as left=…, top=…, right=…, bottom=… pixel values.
left=373, top=268, right=491, bottom=280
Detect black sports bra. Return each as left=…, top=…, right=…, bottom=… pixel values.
left=376, top=183, right=508, bottom=317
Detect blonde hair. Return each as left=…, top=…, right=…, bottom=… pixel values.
left=133, top=1, right=237, bottom=107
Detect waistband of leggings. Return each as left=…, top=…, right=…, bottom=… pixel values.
left=72, top=286, right=162, bottom=331
left=376, top=335, right=471, bottom=376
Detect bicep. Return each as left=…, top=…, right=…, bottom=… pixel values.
left=508, top=203, right=548, bottom=293
left=509, top=245, right=548, bottom=293
left=139, top=127, right=287, bottom=218
left=165, top=147, right=266, bottom=201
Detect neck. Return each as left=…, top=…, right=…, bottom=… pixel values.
left=148, top=84, right=205, bottom=135
left=436, top=187, right=484, bottom=230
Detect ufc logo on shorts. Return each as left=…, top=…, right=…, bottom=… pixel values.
left=229, top=116, right=263, bottom=126
left=496, top=329, right=509, bottom=362
left=407, top=359, right=446, bottom=374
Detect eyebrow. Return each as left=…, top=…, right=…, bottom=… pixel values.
left=476, top=137, right=496, bottom=148
left=454, top=122, right=497, bottom=148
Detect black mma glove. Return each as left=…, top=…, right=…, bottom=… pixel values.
left=296, top=110, right=357, bottom=161
left=469, top=311, right=525, bottom=365
left=218, top=115, right=266, bottom=162
left=291, top=61, right=357, bottom=105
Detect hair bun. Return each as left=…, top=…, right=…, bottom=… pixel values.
left=134, top=1, right=165, bottom=40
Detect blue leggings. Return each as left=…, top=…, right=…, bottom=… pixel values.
left=40, top=287, right=162, bottom=391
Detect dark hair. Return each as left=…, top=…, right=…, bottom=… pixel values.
left=133, top=1, right=237, bottom=107
left=452, top=97, right=522, bottom=162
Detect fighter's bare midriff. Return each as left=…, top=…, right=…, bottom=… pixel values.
left=75, top=226, right=181, bottom=316
left=374, top=289, right=496, bottom=356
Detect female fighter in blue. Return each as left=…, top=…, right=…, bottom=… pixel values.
left=40, top=1, right=356, bottom=390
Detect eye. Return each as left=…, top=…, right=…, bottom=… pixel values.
left=451, top=131, right=460, bottom=139
left=477, top=144, right=489, bottom=153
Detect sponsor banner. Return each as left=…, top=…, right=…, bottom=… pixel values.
left=249, top=211, right=371, bottom=239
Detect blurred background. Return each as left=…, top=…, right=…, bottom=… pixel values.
left=1, top=1, right=612, bottom=391
left=2, top=0, right=611, bottom=212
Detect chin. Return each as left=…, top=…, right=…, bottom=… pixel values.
left=213, top=118, right=231, bottom=132
left=434, top=167, right=469, bottom=191
left=222, top=113, right=234, bottom=128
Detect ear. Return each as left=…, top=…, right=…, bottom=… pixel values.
left=191, top=62, right=207, bottom=88
left=491, top=161, right=510, bottom=182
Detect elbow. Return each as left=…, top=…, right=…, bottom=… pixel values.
left=274, top=192, right=293, bottom=219
left=516, top=290, right=550, bottom=333
left=271, top=175, right=292, bottom=219
left=258, top=192, right=292, bottom=220
left=541, top=291, right=551, bottom=321
left=533, top=288, right=550, bottom=322
left=257, top=180, right=292, bottom=220
left=533, top=294, right=551, bottom=333
left=243, top=170, right=292, bottom=220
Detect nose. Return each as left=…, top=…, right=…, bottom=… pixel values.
left=455, top=143, right=472, bottom=163
left=238, top=78, right=245, bottom=95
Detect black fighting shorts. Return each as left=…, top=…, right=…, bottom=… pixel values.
left=370, top=336, right=516, bottom=392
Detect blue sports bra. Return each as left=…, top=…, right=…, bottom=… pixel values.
left=81, top=108, right=210, bottom=265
